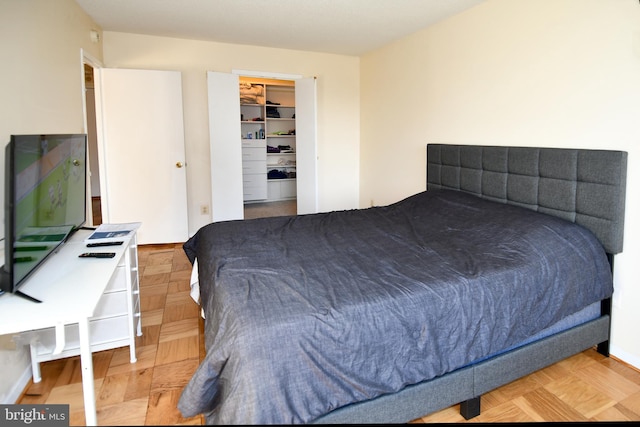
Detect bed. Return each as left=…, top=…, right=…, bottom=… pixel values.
left=178, top=144, right=627, bottom=424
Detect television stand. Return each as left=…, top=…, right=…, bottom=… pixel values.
left=14, top=289, right=42, bottom=303
left=0, top=228, right=141, bottom=426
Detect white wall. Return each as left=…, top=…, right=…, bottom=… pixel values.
left=101, top=33, right=361, bottom=235
left=360, top=0, right=640, bottom=368
left=0, top=0, right=103, bottom=403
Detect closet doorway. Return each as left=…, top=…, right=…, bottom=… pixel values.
left=240, top=76, right=298, bottom=219
left=208, top=71, right=317, bottom=223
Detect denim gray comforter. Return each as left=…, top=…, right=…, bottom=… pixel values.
left=178, top=190, right=613, bottom=424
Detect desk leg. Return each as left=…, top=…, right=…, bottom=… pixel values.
left=29, top=344, right=42, bottom=383
left=78, top=318, right=97, bottom=426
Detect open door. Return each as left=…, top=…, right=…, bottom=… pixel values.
left=208, top=71, right=244, bottom=222
left=294, top=77, right=318, bottom=215
left=94, top=68, right=189, bottom=244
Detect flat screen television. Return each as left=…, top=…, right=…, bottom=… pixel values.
left=1, top=134, right=88, bottom=300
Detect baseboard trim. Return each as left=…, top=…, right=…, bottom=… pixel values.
left=610, top=344, right=640, bottom=372
left=2, top=364, right=31, bottom=404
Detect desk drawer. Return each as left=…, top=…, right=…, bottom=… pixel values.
left=242, top=160, right=266, bottom=174
left=242, top=147, right=266, bottom=162
left=243, top=174, right=267, bottom=200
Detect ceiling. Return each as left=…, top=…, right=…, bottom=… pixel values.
left=75, top=0, right=485, bottom=56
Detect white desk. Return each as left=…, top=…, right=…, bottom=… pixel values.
left=0, top=229, right=138, bottom=426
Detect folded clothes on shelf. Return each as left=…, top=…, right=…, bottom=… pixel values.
left=268, top=169, right=289, bottom=179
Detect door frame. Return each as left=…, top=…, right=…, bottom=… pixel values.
left=81, top=49, right=103, bottom=226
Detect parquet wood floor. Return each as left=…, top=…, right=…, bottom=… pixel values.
left=16, top=243, right=640, bottom=425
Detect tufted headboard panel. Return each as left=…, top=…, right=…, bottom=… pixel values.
left=426, top=144, right=627, bottom=254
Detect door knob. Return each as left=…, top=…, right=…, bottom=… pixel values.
left=176, top=161, right=184, bottom=168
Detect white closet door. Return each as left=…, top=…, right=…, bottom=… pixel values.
left=294, top=77, right=318, bottom=215
left=95, top=68, right=189, bottom=244
left=207, top=71, right=244, bottom=222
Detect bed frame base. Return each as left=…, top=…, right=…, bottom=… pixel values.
left=313, top=313, right=610, bottom=424
left=457, top=296, right=612, bottom=421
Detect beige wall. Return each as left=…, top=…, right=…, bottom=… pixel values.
left=360, top=0, right=640, bottom=367
left=0, top=0, right=103, bottom=403
left=101, top=32, right=361, bottom=235
left=0, top=0, right=102, bottom=143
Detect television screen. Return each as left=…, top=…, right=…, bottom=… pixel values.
left=2, top=134, right=87, bottom=294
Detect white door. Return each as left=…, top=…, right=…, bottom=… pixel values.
left=208, top=72, right=318, bottom=219
left=207, top=71, right=244, bottom=222
left=294, top=77, right=318, bottom=214
left=94, top=68, right=189, bottom=244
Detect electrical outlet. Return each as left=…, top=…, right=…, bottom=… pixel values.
left=612, top=286, right=623, bottom=310
left=200, top=205, right=209, bottom=215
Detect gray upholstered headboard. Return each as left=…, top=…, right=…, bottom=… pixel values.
left=426, top=144, right=627, bottom=255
